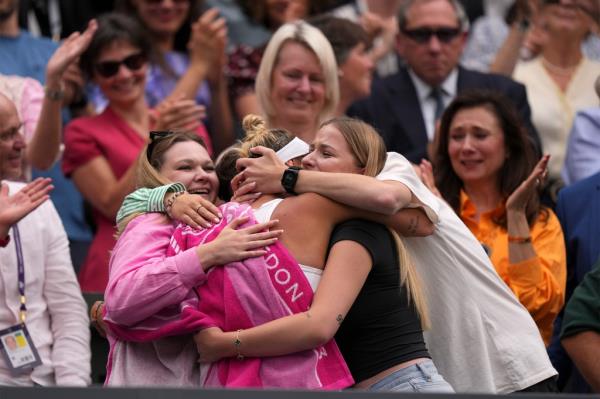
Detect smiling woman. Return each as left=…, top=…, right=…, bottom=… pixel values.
left=62, top=13, right=211, bottom=293
left=255, top=20, right=338, bottom=143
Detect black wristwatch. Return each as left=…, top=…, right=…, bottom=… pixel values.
left=281, top=166, right=301, bottom=195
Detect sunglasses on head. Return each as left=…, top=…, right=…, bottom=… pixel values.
left=146, top=130, right=173, bottom=161
left=402, top=27, right=462, bottom=44
left=94, top=53, right=147, bottom=78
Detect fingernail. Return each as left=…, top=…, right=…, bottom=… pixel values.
left=217, top=212, right=223, bottom=218
left=213, top=217, right=220, bottom=223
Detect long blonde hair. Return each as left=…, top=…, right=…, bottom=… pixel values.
left=321, top=117, right=430, bottom=329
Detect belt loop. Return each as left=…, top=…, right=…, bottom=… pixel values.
left=416, top=361, right=433, bottom=381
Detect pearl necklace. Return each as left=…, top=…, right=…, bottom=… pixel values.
left=541, top=57, right=580, bottom=76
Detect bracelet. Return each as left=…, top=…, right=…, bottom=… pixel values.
left=234, top=329, right=244, bottom=360
left=44, top=84, right=65, bottom=102
left=508, top=235, right=532, bottom=244
left=90, top=300, right=104, bottom=324
left=165, top=190, right=186, bottom=217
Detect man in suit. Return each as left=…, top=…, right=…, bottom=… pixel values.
left=348, top=0, right=541, bottom=163
left=548, top=171, right=600, bottom=392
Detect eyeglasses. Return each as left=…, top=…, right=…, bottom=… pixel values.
left=402, top=27, right=462, bottom=44
left=0, top=124, right=23, bottom=143
left=146, top=131, right=173, bottom=161
left=94, top=53, right=147, bottom=78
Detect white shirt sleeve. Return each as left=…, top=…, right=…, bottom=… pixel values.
left=377, top=152, right=441, bottom=224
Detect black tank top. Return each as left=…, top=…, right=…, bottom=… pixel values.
left=329, top=219, right=430, bottom=383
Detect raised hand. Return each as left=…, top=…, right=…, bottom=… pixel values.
left=506, top=154, right=549, bottom=212
left=233, top=147, right=287, bottom=194
left=199, top=216, right=283, bottom=267
left=152, top=96, right=207, bottom=132
left=0, top=178, right=53, bottom=236
left=167, top=192, right=221, bottom=228
left=188, top=8, right=228, bottom=85
left=45, top=19, right=97, bottom=104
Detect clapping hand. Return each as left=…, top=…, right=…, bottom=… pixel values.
left=506, top=154, right=549, bottom=212
left=45, top=19, right=97, bottom=106
left=0, top=178, right=53, bottom=236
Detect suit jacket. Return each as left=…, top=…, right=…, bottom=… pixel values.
left=348, top=65, right=541, bottom=163
left=547, top=171, right=600, bottom=393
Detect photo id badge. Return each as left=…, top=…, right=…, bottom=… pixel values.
left=0, top=324, right=42, bottom=375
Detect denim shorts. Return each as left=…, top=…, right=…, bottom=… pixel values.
left=368, top=359, right=455, bottom=393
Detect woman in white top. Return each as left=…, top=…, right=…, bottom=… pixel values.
left=512, top=0, right=600, bottom=182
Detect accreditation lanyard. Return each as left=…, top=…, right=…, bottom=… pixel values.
left=0, top=224, right=42, bottom=375
left=13, top=225, right=27, bottom=324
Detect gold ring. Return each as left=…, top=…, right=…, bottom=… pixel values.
left=196, top=206, right=203, bottom=214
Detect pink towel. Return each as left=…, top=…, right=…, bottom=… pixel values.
left=107, top=202, right=353, bottom=389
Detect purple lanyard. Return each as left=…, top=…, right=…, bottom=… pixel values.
left=12, top=225, right=26, bottom=324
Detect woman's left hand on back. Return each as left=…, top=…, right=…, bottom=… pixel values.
left=167, top=192, right=221, bottom=229
left=506, top=154, right=549, bottom=212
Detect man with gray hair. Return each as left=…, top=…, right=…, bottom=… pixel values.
left=0, top=93, right=90, bottom=386
left=349, top=0, right=541, bottom=163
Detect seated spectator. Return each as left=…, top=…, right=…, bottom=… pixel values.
left=348, top=0, right=541, bottom=164
left=562, top=74, right=600, bottom=186
left=0, top=20, right=97, bottom=180
left=309, top=15, right=374, bottom=116
left=561, top=257, right=600, bottom=393
left=462, top=0, right=600, bottom=74
left=426, top=90, right=566, bottom=346
left=63, top=13, right=210, bottom=293
left=112, top=1, right=234, bottom=153
left=226, top=0, right=314, bottom=119
left=0, top=1, right=96, bottom=272
left=548, top=170, right=600, bottom=392
left=330, top=0, right=403, bottom=77
left=512, top=0, right=600, bottom=185
left=254, top=20, right=339, bottom=143
left=0, top=92, right=90, bottom=386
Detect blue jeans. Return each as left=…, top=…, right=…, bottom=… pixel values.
left=368, top=359, right=455, bottom=393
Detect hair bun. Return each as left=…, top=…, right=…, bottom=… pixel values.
left=242, top=114, right=267, bottom=140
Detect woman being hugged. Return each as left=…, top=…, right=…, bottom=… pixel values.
left=195, top=115, right=453, bottom=393
left=426, top=89, right=566, bottom=345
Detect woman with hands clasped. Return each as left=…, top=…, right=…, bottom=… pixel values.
left=420, top=89, right=566, bottom=346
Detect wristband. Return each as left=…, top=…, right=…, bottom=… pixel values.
left=508, top=235, right=532, bottom=244
left=44, top=84, right=65, bottom=102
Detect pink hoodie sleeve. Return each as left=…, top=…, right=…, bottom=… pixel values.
left=104, top=213, right=206, bottom=326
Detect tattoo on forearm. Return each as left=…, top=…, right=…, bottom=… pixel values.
left=408, top=217, right=419, bottom=235
left=336, top=314, right=344, bottom=324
